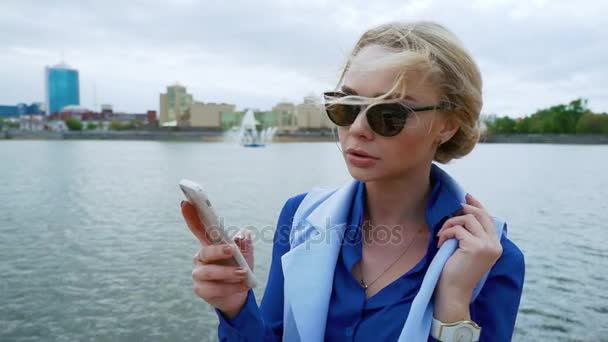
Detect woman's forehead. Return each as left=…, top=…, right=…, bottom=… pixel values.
left=343, top=46, right=400, bottom=96
left=343, top=45, right=440, bottom=102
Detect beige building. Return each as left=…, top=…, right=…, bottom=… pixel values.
left=159, top=83, right=193, bottom=126
left=272, top=102, right=297, bottom=132
left=295, top=94, right=332, bottom=129
left=159, top=83, right=234, bottom=128
left=159, top=95, right=168, bottom=124
left=188, top=102, right=235, bottom=128
left=271, top=96, right=334, bottom=131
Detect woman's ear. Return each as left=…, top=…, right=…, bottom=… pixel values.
left=437, top=114, right=459, bottom=143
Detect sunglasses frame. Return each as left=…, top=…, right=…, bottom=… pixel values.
left=323, top=91, right=452, bottom=137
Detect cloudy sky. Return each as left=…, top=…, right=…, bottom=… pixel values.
left=1, top=0, right=606, bottom=117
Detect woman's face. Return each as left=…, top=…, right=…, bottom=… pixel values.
left=337, top=44, right=458, bottom=182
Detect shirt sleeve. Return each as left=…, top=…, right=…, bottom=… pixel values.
left=215, top=193, right=306, bottom=341
left=470, top=232, right=526, bottom=341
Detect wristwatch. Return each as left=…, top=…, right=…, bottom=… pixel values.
left=430, top=317, right=481, bottom=342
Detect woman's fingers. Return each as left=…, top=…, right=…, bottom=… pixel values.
left=464, top=193, right=497, bottom=237
left=192, top=263, right=249, bottom=282
left=437, top=224, right=474, bottom=247
left=194, top=244, right=237, bottom=264
left=193, top=281, right=249, bottom=300
left=438, top=213, right=485, bottom=238
left=436, top=194, right=502, bottom=256
left=460, top=203, right=496, bottom=237
left=465, top=193, right=485, bottom=210
left=233, top=229, right=251, bottom=252
left=181, top=200, right=213, bottom=245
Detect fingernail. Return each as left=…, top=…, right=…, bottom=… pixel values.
left=235, top=268, right=247, bottom=275
left=223, top=245, right=232, bottom=255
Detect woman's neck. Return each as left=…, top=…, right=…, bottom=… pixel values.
left=364, top=163, right=433, bottom=228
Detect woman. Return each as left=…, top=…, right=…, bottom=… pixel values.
left=182, top=21, right=525, bottom=341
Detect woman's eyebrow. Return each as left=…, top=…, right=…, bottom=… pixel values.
left=340, top=85, right=416, bottom=101
left=340, top=85, right=358, bottom=95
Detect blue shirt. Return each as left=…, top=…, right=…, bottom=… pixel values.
left=215, top=165, right=525, bottom=341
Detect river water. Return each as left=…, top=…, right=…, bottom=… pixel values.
left=1, top=140, right=606, bottom=341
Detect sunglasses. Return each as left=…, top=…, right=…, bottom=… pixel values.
left=323, top=91, right=451, bottom=137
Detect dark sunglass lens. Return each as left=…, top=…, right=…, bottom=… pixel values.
left=367, top=104, right=409, bottom=136
left=325, top=103, right=359, bottom=126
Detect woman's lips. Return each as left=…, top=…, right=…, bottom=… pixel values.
left=345, top=148, right=379, bottom=168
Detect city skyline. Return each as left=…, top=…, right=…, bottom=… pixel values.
left=1, top=0, right=607, bottom=117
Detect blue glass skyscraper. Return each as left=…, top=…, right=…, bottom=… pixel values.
left=45, top=63, right=80, bottom=114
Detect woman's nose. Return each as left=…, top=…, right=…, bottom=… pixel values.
left=348, top=106, right=374, bottom=139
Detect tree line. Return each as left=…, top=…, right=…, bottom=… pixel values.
left=484, top=99, right=608, bottom=135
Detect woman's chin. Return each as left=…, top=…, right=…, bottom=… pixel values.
left=347, top=165, right=384, bottom=182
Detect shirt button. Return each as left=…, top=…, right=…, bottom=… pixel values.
left=345, top=327, right=354, bottom=336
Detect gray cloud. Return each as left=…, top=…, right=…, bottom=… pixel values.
left=1, top=0, right=606, bottom=116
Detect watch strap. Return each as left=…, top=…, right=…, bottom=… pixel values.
left=430, top=317, right=481, bottom=341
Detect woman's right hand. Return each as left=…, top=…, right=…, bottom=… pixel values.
left=181, top=200, right=254, bottom=319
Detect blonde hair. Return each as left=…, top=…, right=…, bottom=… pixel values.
left=333, top=21, right=482, bottom=163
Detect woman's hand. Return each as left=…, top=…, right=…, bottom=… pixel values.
left=181, top=201, right=254, bottom=319
left=434, top=193, right=503, bottom=321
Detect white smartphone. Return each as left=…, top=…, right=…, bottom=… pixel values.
left=179, top=179, right=258, bottom=288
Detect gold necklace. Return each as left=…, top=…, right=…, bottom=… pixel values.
left=359, top=226, right=423, bottom=291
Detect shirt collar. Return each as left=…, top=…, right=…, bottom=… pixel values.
left=425, top=163, right=464, bottom=232
left=343, top=180, right=365, bottom=244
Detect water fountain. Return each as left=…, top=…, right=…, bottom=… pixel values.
left=238, top=109, right=275, bottom=147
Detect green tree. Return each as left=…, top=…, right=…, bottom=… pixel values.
left=65, top=117, right=83, bottom=131
left=485, top=116, right=517, bottom=134
left=515, top=117, right=530, bottom=133
left=110, top=120, right=125, bottom=130
left=129, top=120, right=142, bottom=129
left=526, top=98, right=588, bottom=134
left=86, top=122, right=98, bottom=130
left=576, top=113, right=608, bottom=134
left=486, top=98, right=592, bottom=135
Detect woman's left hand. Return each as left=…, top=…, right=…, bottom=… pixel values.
left=435, top=193, right=503, bottom=303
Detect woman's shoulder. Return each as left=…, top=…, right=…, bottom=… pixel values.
left=284, top=192, right=308, bottom=211
left=494, top=230, right=526, bottom=277
left=275, top=192, right=308, bottom=232
left=278, top=185, right=339, bottom=223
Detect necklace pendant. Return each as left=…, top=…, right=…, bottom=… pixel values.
left=360, top=279, right=368, bottom=290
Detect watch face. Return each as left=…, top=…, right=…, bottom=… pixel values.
left=454, top=326, right=474, bottom=342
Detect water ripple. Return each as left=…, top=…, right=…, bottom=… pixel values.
left=1, top=141, right=607, bottom=341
